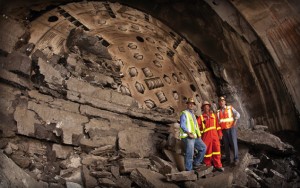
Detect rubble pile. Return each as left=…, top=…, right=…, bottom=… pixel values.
left=0, top=14, right=299, bottom=188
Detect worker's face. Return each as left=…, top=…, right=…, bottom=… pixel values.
left=219, top=100, right=226, bottom=108
left=203, top=104, right=210, bottom=113
left=187, top=102, right=195, bottom=110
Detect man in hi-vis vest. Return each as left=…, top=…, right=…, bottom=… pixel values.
left=180, top=98, right=206, bottom=171
left=217, top=96, right=240, bottom=166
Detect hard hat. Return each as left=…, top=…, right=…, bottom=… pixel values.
left=218, top=96, right=225, bottom=101
left=186, top=97, right=196, bottom=105
left=201, top=101, right=211, bottom=109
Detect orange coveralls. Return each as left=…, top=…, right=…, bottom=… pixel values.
left=197, top=113, right=223, bottom=168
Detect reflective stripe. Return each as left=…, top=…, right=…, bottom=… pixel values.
left=180, top=110, right=200, bottom=138
left=217, top=127, right=221, bottom=130
left=200, top=113, right=216, bottom=133
left=203, top=126, right=216, bottom=133
left=218, top=106, right=234, bottom=129
left=204, top=151, right=221, bottom=157
left=219, top=117, right=234, bottom=123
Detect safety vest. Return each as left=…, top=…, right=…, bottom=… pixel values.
left=218, top=105, right=234, bottom=129
left=199, top=113, right=220, bottom=133
left=179, top=110, right=201, bottom=139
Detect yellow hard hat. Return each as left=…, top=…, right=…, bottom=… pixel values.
left=186, top=97, right=196, bottom=105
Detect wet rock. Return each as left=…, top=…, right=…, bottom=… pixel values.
left=26, top=100, right=89, bottom=145
left=257, top=154, right=277, bottom=171
left=131, top=168, right=179, bottom=188
left=83, top=72, right=115, bottom=88
left=49, top=182, right=65, bottom=188
left=37, top=58, right=64, bottom=87
left=90, top=171, right=112, bottom=178
left=0, top=151, right=48, bottom=188
left=14, top=102, right=39, bottom=136
left=115, top=176, right=132, bottom=188
left=90, top=145, right=115, bottom=156
left=28, top=90, right=80, bottom=114
left=27, top=139, right=47, bottom=156
left=238, top=129, right=294, bottom=154
left=0, top=138, right=9, bottom=149
left=0, top=17, right=26, bottom=53
left=166, top=170, right=197, bottom=181
left=119, top=158, right=151, bottom=174
left=60, top=154, right=81, bottom=169
left=0, top=83, right=19, bottom=138
left=195, top=172, right=233, bottom=188
left=10, top=153, right=31, bottom=168
left=0, top=68, right=31, bottom=89
left=118, top=127, right=158, bottom=158
left=0, top=51, right=32, bottom=75
left=66, top=182, right=83, bottom=188
left=150, top=155, right=178, bottom=175
left=98, top=178, right=116, bottom=187
left=233, top=146, right=251, bottom=186
left=253, top=125, right=268, bottom=131
left=247, top=175, right=261, bottom=188
left=79, top=136, right=117, bottom=152
left=82, top=165, right=98, bottom=188
left=163, top=149, right=185, bottom=172
left=81, top=154, right=108, bottom=166
left=60, top=168, right=83, bottom=185
left=52, top=144, right=73, bottom=159
left=110, top=166, right=120, bottom=179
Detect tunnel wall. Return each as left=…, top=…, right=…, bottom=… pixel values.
left=115, top=0, right=300, bottom=131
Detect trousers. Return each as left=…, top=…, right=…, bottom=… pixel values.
left=222, top=126, right=239, bottom=162
left=182, top=137, right=207, bottom=171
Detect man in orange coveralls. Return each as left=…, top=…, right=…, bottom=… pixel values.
left=197, top=101, right=224, bottom=172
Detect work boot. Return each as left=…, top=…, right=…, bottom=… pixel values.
left=214, top=167, right=225, bottom=172
left=193, top=163, right=206, bottom=170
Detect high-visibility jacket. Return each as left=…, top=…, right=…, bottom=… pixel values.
left=198, top=113, right=222, bottom=136
left=197, top=113, right=222, bottom=168
left=179, top=110, right=201, bottom=139
left=218, top=105, right=234, bottom=129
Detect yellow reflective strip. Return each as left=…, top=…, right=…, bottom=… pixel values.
left=203, top=126, right=216, bottom=133
left=217, top=127, right=221, bottom=130
left=184, top=111, right=192, bottom=132
left=204, top=153, right=213, bottom=157
left=212, top=152, right=221, bottom=155
left=183, top=111, right=197, bottom=138
left=199, top=115, right=205, bottom=130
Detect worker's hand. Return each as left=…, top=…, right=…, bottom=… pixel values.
left=187, top=132, right=195, bottom=139
left=219, top=135, right=223, bottom=140
left=233, top=120, right=237, bottom=127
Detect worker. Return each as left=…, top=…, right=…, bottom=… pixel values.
left=179, top=97, right=207, bottom=171
left=197, top=101, right=224, bottom=172
left=217, top=96, right=240, bottom=166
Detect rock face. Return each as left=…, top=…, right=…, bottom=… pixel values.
left=0, top=1, right=300, bottom=188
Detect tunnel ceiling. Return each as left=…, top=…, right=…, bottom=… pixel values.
left=28, top=1, right=216, bottom=112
